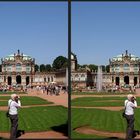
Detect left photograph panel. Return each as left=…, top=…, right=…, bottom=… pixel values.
left=0, top=2, right=68, bottom=139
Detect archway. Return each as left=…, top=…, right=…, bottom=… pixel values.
left=124, top=76, right=129, bottom=85
left=26, top=76, right=30, bottom=85
left=8, top=76, right=12, bottom=85
left=16, top=75, right=21, bottom=84
left=115, top=77, right=120, bottom=85
left=134, top=77, right=137, bottom=86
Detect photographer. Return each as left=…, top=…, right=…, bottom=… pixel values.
left=8, top=94, right=21, bottom=140
left=124, top=94, right=137, bottom=140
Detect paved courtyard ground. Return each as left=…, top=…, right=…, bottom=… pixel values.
left=0, top=89, right=68, bottom=139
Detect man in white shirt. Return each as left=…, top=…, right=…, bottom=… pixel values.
left=124, top=94, right=137, bottom=140
left=8, top=94, right=21, bottom=140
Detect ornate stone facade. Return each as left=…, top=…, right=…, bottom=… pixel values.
left=0, top=50, right=66, bottom=87
left=71, top=50, right=140, bottom=89
left=109, top=50, right=140, bottom=87
left=0, top=50, right=35, bottom=86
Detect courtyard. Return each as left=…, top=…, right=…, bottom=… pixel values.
left=0, top=89, right=68, bottom=139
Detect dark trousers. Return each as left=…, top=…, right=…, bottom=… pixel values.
left=125, top=114, right=134, bottom=140
left=9, top=114, right=18, bottom=140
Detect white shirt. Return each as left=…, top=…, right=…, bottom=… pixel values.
left=8, top=99, right=21, bottom=115
left=125, top=99, right=137, bottom=115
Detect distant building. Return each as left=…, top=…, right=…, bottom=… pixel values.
left=109, top=50, right=140, bottom=87
left=0, top=50, right=67, bottom=87
left=71, top=50, right=140, bottom=89
left=71, top=53, right=92, bottom=88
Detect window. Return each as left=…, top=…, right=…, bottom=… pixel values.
left=115, top=64, right=120, bottom=72
left=16, top=63, right=22, bottom=72
left=123, top=63, right=129, bottom=72
left=134, top=64, right=138, bottom=72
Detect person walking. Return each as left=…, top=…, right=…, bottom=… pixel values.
left=8, top=94, right=21, bottom=140
left=124, top=94, right=137, bottom=140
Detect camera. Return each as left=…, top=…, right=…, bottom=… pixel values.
left=132, top=130, right=140, bottom=138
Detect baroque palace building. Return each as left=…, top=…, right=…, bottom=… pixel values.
left=71, top=50, right=140, bottom=89
left=0, top=50, right=67, bottom=87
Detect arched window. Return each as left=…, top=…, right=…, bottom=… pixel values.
left=115, top=64, right=120, bottom=72
left=111, top=65, right=114, bottom=72
left=16, top=63, right=22, bottom=72
left=123, top=63, right=130, bottom=72
left=7, top=64, right=12, bottom=72
left=134, top=64, right=138, bottom=72
left=75, top=74, right=79, bottom=77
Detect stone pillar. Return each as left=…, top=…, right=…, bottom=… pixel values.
left=130, top=64, right=133, bottom=72
left=12, top=75, right=16, bottom=85
left=22, top=75, right=26, bottom=86
left=120, top=76, right=124, bottom=86
left=120, top=64, right=123, bottom=73
left=129, top=75, right=134, bottom=86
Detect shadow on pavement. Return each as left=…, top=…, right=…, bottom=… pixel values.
left=51, top=122, right=68, bottom=136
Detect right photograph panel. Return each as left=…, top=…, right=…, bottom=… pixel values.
left=71, top=2, right=140, bottom=139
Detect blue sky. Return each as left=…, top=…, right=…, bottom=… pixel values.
left=0, top=2, right=67, bottom=65
left=72, top=2, right=140, bottom=66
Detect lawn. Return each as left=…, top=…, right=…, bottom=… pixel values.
left=72, top=91, right=135, bottom=95
left=71, top=96, right=140, bottom=107
left=71, top=96, right=140, bottom=139
left=0, top=106, right=67, bottom=132
left=0, top=91, right=27, bottom=94
left=0, top=96, right=53, bottom=106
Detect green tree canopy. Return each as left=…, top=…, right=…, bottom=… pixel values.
left=88, top=64, right=98, bottom=71
left=106, top=65, right=110, bottom=72
left=35, top=64, right=39, bottom=72
left=52, top=56, right=68, bottom=70
left=40, top=64, right=46, bottom=72
left=46, top=64, right=52, bottom=72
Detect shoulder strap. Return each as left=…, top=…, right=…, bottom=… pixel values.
left=124, top=101, right=129, bottom=111
left=8, top=100, right=13, bottom=110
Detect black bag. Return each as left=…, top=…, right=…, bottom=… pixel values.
left=122, top=111, right=126, bottom=118
left=6, top=111, right=10, bottom=118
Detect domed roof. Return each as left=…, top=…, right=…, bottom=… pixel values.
left=111, top=50, right=140, bottom=61
left=22, top=54, right=32, bottom=60
left=5, top=54, right=15, bottom=60
left=4, top=50, right=32, bottom=61
left=71, top=52, right=77, bottom=60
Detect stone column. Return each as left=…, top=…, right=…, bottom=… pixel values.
left=129, top=75, right=134, bottom=86
left=22, top=75, right=26, bottom=86
left=12, top=75, right=16, bottom=85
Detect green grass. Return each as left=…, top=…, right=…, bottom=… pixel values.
left=72, top=91, right=135, bottom=95
left=72, top=108, right=140, bottom=132
left=0, top=96, right=53, bottom=106
left=0, top=106, right=67, bottom=132
left=72, top=108, right=125, bottom=132
left=0, top=91, right=27, bottom=94
left=71, top=96, right=140, bottom=107
left=71, top=96, right=139, bottom=139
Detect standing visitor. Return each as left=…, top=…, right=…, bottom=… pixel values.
left=124, top=94, right=137, bottom=140
left=8, top=94, right=21, bottom=140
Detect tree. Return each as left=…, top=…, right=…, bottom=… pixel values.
left=40, top=64, right=46, bottom=72
left=52, top=56, right=68, bottom=70
left=77, top=64, right=81, bottom=69
left=88, top=64, right=98, bottom=72
left=46, top=64, right=52, bottom=72
left=35, top=64, right=39, bottom=72
left=106, top=65, right=110, bottom=72
left=101, top=65, right=106, bottom=72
